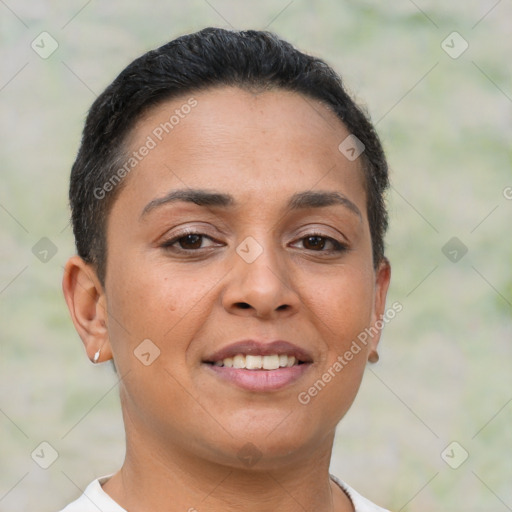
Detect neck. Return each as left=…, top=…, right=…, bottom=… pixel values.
left=102, top=410, right=353, bottom=512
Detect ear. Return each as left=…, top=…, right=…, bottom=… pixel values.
left=62, top=255, right=113, bottom=363
left=368, top=258, right=391, bottom=358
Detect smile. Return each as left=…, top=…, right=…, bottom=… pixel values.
left=202, top=339, right=313, bottom=391
left=203, top=354, right=312, bottom=392
left=208, top=353, right=301, bottom=369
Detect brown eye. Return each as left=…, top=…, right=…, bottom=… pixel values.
left=177, top=234, right=203, bottom=249
left=291, top=233, right=348, bottom=253
left=303, top=236, right=326, bottom=251
left=161, top=231, right=223, bottom=253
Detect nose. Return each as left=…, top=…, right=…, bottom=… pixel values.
left=221, top=238, right=300, bottom=320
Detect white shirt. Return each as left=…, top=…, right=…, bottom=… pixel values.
left=59, top=473, right=390, bottom=512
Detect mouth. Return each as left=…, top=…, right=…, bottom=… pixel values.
left=205, top=353, right=304, bottom=369
left=202, top=340, right=313, bottom=392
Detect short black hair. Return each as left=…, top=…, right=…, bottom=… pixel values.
left=69, top=27, right=389, bottom=286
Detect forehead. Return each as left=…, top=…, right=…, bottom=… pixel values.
left=115, top=86, right=366, bottom=216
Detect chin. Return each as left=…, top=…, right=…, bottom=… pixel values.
left=197, top=417, right=330, bottom=470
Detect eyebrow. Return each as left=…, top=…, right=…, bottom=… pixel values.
left=140, top=189, right=362, bottom=220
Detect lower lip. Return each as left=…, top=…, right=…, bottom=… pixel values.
left=203, top=363, right=312, bottom=392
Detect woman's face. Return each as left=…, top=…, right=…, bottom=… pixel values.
left=103, top=86, right=390, bottom=468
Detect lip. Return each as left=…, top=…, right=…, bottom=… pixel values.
left=202, top=339, right=314, bottom=392
left=203, top=339, right=314, bottom=364
left=204, top=363, right=311, bottom=392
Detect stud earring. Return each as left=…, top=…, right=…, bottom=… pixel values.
left=93, top=349, right=101, bottom=364
left=368, top=351, right=379, bottom=364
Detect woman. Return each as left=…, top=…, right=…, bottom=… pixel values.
left=61, top=27, right=392, bottom=511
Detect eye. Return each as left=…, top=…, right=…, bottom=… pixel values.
left=293, top=233, right=347, bottom=252
left=161, top=231, right=222, bottom=252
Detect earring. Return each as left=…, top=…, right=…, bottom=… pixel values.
left=93, top=349, right=101, bottom=364
left=368, top=351, right=379, bottom=364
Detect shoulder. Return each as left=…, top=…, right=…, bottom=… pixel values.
left=58, top=475, right=126, bottom=512
left=330, top=474, right=391, bottom=512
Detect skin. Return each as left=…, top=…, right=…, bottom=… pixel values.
left=63, top=86, right=391, bottom=512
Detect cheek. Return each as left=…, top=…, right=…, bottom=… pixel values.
left=105, top=260, right=223, bottom=355
left=308, top=263, right=375, bottom=345
left=296, top=269, right=374, bottom=429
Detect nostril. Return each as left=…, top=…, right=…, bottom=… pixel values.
left=235, top=302, right=251, bottom=309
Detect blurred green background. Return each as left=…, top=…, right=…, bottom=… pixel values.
left=1, top=1, right=511, bottom=510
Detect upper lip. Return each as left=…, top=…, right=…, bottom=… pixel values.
left=203, top=340, right=314, bottom=364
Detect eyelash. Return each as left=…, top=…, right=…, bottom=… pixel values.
left=294, top=232, right=348, bottom=253
left=160, top=230, right=348, bottom=254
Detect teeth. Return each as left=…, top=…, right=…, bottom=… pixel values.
left=212, top=354, right=300, bottom=369
left=233, top=354, right=245, bottom=368
left=245, top=355, right=262, bottom=369
left=262, top=354, right=280, bottom=370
